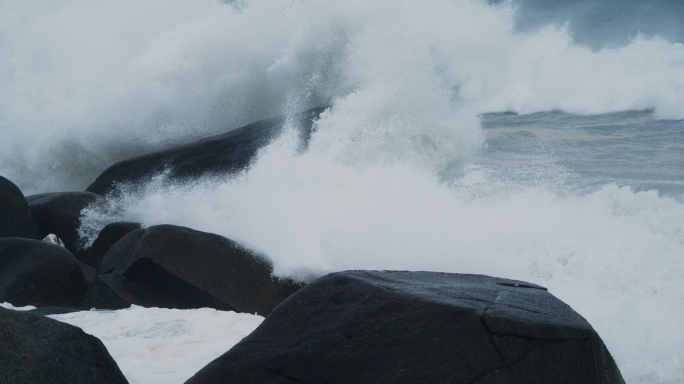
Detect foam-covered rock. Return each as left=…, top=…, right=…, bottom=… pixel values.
left=185, top=271, right=625, bottom=384
left=0, top=238, right=88, bottom=307
left=0, top=175, right=40, bottom=239
left=26, top=191, right=101, bottom=263
left=96, top=225, right=302, bottom=315
left=0, top=307, right=128, bottom=384
left=85, top=107, right=326, bottom=195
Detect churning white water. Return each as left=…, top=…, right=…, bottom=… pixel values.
left=2, top=0, right=684, bottom=192
left=2, top=0, right=684, bottom=383
left=49, top=307, right=264, bottom=384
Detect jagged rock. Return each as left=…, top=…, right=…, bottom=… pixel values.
left=0, top=175, right=41, bottom=239
left=0, top=307, right=128, bottom=384
left=43, top=233, right=65, bottom=247
left=0, top=238, right=88, bottom=307
left=86, top=107, right=326, bottom=195
left=26, top=191, right=101, bottom=263
left=185, top=271, right=625, bottom=384
left=86, top=222, right=142, bottom=269
left=96, top=225, right=302, bottom=315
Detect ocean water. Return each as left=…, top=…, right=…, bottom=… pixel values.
left=49, top=307, right=264, bottom=384
left=0, top=303, right=264, bottom=384
left=1, top=0, right=683, bottom=383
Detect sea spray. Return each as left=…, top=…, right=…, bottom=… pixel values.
left=2, top=0, right=683, bottom=382
left=2, top=0, right=684, bottom=192
left=79, top=125, right=684, bottom=382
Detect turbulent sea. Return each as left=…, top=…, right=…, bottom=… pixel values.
left=1, top=0, right=683, bottom=383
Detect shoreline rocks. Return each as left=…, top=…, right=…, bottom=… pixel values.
left=26, top=191, right=102, bottom=265
left=86, top=221, right=142, bottom=269
left=0, top=104, right=626, bottom=382
left=0, top=238, right=88, bottom=307
left=0, top=307, right=128, bottom=384
left=0, top=176, right=41, bottom=240
left=185, top=271, right=625, bottom=384
left=86, top=107, right=326, bottom=195
left=92, top=225, right=303, bottom=315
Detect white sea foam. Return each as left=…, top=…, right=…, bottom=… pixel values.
left=2, top=0, right=684, bottom=192
left=49, top=306, right=263, bottom=384
left=79, top=126, right=684, bottom=383
left=0, top=302, right=36, bottom=311
left=3, top=0, right=684, bottom=382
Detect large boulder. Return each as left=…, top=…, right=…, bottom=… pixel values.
left=0, top=238, right=89, bottom=307
left=86, top=221, right=142, bottom=269
left=95, top=225, right=302, bottom=315
left=26, top=191, right=101, bottom=262
left=0, top=175, right=41, bottom=239
left=86, top=107, right=327, bottom=195
left=185, top=271, right=625, bottom=384
left=0, top=307, right=128, bottom=384
left=80, top=273, right=234, bottom=311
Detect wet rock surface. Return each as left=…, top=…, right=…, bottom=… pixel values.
left=0, top=175, right=41, bottom=240
left=26, top=191, right=102, bottom=263
left=80, top=273, right=235, bottom=311
left=0, top=238, right=88, bottom=307
left=86, top=107, right=326, bottom=195
left=0, top=307, right=128, bottom=384
left=86, top=221, right=142, bottom=269
left=185, top=270, right=624, bottom=384
left=94, top=224, right=302, bottom=315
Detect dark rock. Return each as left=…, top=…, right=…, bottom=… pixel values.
left=80, top=273, right=234, bottom=311
left=86, top=222, right=142, bottom=269
left=26, top=191, right=101, bottom=263
left=0, top=307, right=128, bottom=384
left=0, top=175, right=41, bottom=239
left=77, top=260, right=97, bottom=283
left=80, top=275, right=133, bottom=310
left=185, top=271, right=625, bottom=384
left=27, top=306, right=83, bottom=316
left=0, top=238, right=89, bottom=307
left=98, top=225, right=302, bottom=315
left=86, top=107, right=327, bottom=195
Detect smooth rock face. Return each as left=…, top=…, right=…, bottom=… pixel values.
left=86, top=221, right=142, bottom=269
left=0, top=307, right=128, bottom=384
left=80, top=273, right=234, bottom=311
left=0, top=238, right=88, bottom=307
left=96, top=225, right=302, bottom=315
left=185, top=271, right=625, bottom=384
left=26, top=191, right=101, bottom=262
left=0, top=175, right=41, bottom=239
left=85, top=107, right=326, bottom=195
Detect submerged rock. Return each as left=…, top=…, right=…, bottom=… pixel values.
left=94, top=225, right=302, bottom=315
left=85, top=107, right=326, bottom=195
left=185, top=271, right=625, bottom=384
left=0, top=307, right=128, bottom=384
left=0, top=238, right=89, bottom=307
left=26, top=191, right=101, bottom=264
left=0, top=175, right=41, bottom=240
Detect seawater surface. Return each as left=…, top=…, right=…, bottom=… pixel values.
left=1, top=0, right=683, bottom=383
